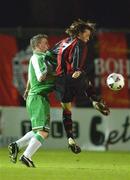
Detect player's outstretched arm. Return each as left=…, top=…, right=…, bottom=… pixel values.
left=23, top=79, right=30, bottom=100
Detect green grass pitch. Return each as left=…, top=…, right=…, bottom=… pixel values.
left=0, top=148, right=130, bottom=180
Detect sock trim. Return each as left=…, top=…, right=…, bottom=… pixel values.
left=35, top=133, right=44, bottom=144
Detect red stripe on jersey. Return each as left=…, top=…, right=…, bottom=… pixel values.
left=56, top=38, right=87, bottom=75
left=79, top=47, right=87, bottom=69
left=56, top=38, right=68, bottom=75
left=68, top=39, right=78, bottom=62
left=64, top=39, right=78, bottom=74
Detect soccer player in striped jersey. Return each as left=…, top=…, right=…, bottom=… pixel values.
left=8, top=34, right=56, bottom=167
left=51, top=19, right=110, bottom=154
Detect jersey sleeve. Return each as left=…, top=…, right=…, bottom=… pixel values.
left=31, top=55, right=47, bottom=82
left=72, top=41, right=87, bottom=71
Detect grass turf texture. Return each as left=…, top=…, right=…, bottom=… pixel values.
left=0, top=148, right=130, bottom=180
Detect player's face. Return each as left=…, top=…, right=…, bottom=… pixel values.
left=78, top=29, right=91, bottom=43
left=38, top=38, right=49, bottom=52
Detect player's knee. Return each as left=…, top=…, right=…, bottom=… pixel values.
left=61, top=102, right=72, bottom=111
left=38, top=130, right=49, bottom=139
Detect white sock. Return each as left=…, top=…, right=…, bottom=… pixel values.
left=23, top=137, right=42, bottom=159
left=16, top=131, right=34, bottom=149
left=68, top=137, right=75, bottom=145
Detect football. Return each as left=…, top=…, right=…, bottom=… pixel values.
left=106, top=73, right=125, bottom=91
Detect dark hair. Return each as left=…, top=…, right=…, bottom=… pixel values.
left=30, top=34, right=48, bottom=50
left=65, top=19, right=96, bottom=38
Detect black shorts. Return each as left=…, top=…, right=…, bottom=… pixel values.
left=55, top=74, right=89, bottom=103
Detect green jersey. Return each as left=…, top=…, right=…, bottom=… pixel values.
left=28, top=51, right=56, bottom=95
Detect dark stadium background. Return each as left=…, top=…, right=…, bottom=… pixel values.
left=0, top=0, right=129, bottom=29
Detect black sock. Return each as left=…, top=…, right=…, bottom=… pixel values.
left=63, top=109, right=73, bottom=139
left=85, top=83, right=101, bottom=102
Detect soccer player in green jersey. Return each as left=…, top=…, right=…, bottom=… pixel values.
left=8, top=34, right=56, bottom=167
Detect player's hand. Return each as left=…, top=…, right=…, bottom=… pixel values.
left=23, top=90, right=29, bottom=100
left=39, top=73, right=47, bottom=82
left=72, top=71, right=82, bottom=79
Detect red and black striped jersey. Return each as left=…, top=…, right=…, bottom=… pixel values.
left=51, top=37, right=87, bottom=76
